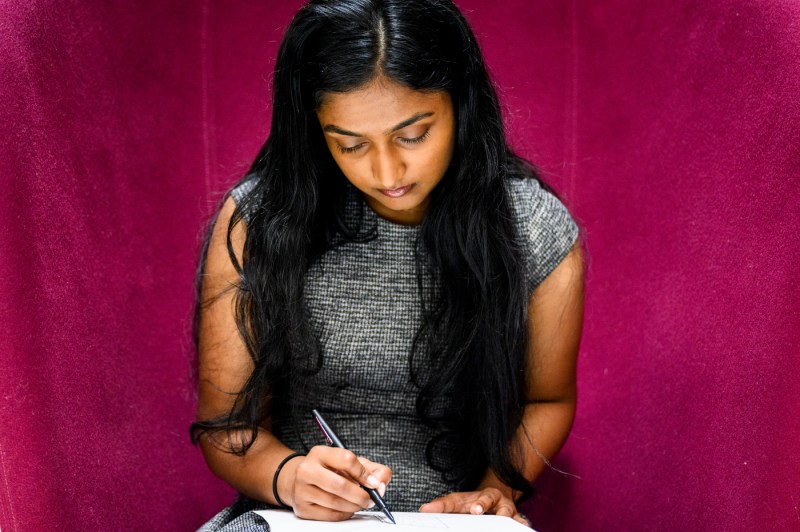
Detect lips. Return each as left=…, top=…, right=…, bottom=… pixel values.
left=380, top=184, right=413, bottom=198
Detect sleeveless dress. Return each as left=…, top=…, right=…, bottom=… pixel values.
left=197, top=176, right=580, bottom=531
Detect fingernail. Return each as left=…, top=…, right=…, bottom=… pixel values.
left=379, top=482, right=386, bottom=496
left=367, top=475, right=380, bottom=488
left=368, top=500, right=376, bottom=509
left=473, top=504, right=484, bottom=514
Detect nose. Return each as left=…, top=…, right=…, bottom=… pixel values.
left=370, top=145, right=404, bottom=189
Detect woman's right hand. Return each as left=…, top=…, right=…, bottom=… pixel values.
left=280, top=445, right=393, bottom=521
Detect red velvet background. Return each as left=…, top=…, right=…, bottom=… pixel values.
left=1, top=1, right=798, bottom=530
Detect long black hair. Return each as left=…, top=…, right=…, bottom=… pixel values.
left=190, top=0, right=566, bottom=499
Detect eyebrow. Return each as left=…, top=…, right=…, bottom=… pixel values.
left=322, top=112, right=434, bottom=137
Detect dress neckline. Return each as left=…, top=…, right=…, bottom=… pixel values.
left=345, top=183, right=420, bottom=237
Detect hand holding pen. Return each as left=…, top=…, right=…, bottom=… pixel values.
left=312, top=409, right=396, bottom=524
left=276, top=411, right=393, bottom=522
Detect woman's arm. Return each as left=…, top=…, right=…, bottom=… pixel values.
left=196, top=196, right=391, bottom=518
left=478, top=239, right=584, bottom=497
left=420, top=240, right=585, bottom=522
left=195, top=194, right=300, bottom=504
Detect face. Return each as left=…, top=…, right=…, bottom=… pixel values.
left=316, top=77, right=456, bottom=226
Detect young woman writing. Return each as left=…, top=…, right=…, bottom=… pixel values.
left=190, top=1, right=585, bottom=529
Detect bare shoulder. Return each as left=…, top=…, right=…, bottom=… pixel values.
left=205, top=195, right=247, bottom=280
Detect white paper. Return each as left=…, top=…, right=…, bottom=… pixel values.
left=252, top=509, right=535, bottom=531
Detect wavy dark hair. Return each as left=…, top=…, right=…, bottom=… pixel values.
left=190, top=0, right=568, bottom=499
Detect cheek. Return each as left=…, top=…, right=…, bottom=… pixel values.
left=428, top=135, right=455, bottom=170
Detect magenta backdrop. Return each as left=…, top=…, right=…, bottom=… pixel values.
left=1, top=1, right=798, bottom=530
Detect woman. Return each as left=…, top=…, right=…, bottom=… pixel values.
left=190, top=0, right=585, bottom=529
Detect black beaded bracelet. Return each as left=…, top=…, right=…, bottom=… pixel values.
left=273, top=451, right=306, bottom=510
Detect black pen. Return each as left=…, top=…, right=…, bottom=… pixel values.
left=311, top=409, right=396, bottom=525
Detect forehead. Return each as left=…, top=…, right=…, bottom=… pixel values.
left=316, top=78, right=452, bottom=131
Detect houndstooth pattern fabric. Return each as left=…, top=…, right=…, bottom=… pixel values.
left=197, top=176, right=579, bottom=531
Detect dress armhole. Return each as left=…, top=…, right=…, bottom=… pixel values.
left=507, top=178, right=581, bottom=294
left=227, top=175, right=259, bottom=226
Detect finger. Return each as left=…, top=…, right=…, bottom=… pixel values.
left=293, top=501, right=354, bottom=522
left=493, top=500, right=517, bottom=518
left=319, top=447, right=382, bottom=490
left=298, top=461, right=373, bottom=509
left=356, top=457, right=391, bottom=496
left=420, top=493, right=469, bottom=513
left=468, top=488, right=503, bottom=515
left=357, top=456, right=393, bottom=486
left=303, top=484, right=371, bottom=514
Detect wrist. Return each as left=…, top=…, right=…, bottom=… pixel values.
left=275, top=453, right=304, bottom=508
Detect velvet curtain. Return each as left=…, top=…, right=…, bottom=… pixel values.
left=1, top=1, right=797, bottom=530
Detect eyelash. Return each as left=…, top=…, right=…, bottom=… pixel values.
left=400, top=130, right=431, bottom=146
left=337, top=130, right=431, bottom=154
left=337, top=144, right=361, bottom=154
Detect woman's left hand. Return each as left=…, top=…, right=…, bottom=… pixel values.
left=419, top=488, right=532, bottom=528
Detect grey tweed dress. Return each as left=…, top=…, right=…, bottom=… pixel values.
left=197, top=176, right=580, bottom=531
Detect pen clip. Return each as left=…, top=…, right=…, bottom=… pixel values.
left=313, top=414, right=334, bottom=446
left=314, top=410, right=333, bottom=446
left=312, top=409, right=347, bottom=449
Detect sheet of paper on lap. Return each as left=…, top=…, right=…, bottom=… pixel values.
left=252, top=510, right=535, bottom=531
